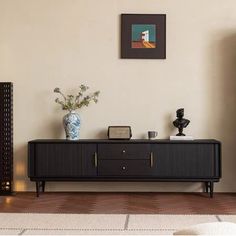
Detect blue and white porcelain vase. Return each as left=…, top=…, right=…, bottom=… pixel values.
left=63, top=111, right=81, bottom=140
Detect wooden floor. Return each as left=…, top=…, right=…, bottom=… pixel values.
left=0, top=192, right=236, bottom=214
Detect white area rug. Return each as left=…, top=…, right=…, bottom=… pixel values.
left=0, top=213, right=235, bottom=235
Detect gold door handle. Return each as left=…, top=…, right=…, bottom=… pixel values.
left=150, top=152, right=154, bottom=168
left=94, top=152, right=98, bottom=167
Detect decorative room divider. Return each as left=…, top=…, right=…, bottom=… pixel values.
left=0, top=82, right=13, bottom=195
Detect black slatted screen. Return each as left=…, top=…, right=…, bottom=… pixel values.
left=0, top=82, right=13, bottom=194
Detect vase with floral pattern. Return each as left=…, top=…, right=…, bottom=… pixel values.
left=63, top=111, right=80, bottom=140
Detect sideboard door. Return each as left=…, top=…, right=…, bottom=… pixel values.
left=152, top=144, right=219, bottom=178
left=35, top=143, right=82, bottom=177
left=81, top=144, right=97, bottom=177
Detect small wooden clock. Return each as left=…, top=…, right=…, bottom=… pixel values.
left=107, top=126, right=132, bottom=140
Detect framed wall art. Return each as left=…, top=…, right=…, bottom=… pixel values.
left=121, top=14, right=166, bottom=59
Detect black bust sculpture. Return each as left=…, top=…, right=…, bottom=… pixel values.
left=173, top=108, right=190, bottom=136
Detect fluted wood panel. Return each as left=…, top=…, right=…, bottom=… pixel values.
left=152, top=144, right=218, bottom=178
left=35, top=144, right=82, bottom=177
left=81, top=144, right=97, bottom=176
left=28, top=140, right=221, bottom=180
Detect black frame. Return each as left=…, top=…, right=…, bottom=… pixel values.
left=121, top=14, right=166, bottom=59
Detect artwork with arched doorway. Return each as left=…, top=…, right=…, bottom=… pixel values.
left=132, top=24, right=156, bottom=48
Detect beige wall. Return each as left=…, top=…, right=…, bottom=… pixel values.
left=0, top=0, right=236, bottom=192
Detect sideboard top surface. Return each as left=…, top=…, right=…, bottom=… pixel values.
left=28, top=139, right=221, bottom=144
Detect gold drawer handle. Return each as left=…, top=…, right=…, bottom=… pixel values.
left=94, top=152, right=98, bottom=167
left=150, top=152, right=153, bottom=168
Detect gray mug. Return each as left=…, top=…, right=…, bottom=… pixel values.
left=148, top=131, right=158, bottom=140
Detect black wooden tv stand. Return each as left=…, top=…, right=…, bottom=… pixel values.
left=28, top=139, right=221, bottom=197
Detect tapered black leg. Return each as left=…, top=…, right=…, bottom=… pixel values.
left=205, top=182, right=209, bottom=193
left=42, top=181, right=45, bottom=192
left=210, top=181, right=214, bottom=198
left=36, top=181, right=39, bottom=197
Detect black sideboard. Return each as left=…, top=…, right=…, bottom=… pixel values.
left=28, top=139, right=221, bottom=197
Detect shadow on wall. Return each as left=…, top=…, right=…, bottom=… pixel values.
left=207, top=32, right=236, bottom=192
left=94, top=129, right=108, bottom=139
left=164, top=113, right=176, bottom=138
left=39, top=119, right=63, bottom=138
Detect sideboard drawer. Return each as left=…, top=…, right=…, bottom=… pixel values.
left=98, top=159, right=152, bottom=176
left=98, top=144, right=150, bottom=160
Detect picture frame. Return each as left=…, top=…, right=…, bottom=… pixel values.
left=121, top=14, right=166, bottom=59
